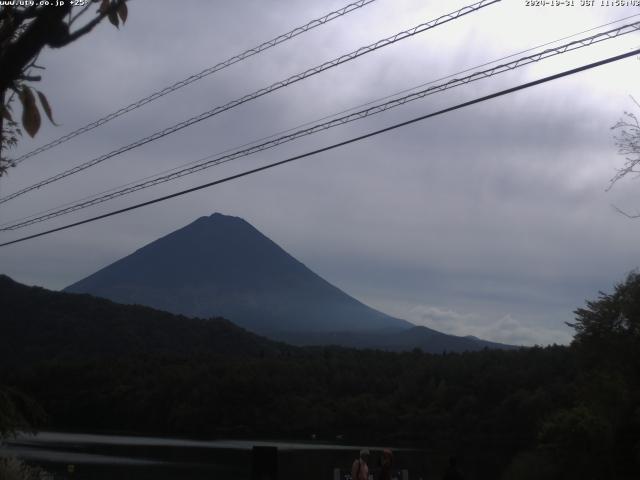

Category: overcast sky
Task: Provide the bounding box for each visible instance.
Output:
[1,0,639,345]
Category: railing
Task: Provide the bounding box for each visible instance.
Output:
[334,468,410,480]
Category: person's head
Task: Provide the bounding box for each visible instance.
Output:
[360,449,370,462]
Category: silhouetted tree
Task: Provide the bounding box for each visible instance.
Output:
[609,104,640,218]
[570,271,640,366]
[0,0,129,174]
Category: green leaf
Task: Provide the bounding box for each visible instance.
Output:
[117,2,128,24]
[108,9,119,28]
[19,87,41,138]
[35,90,58,126]
[98,0,109,13]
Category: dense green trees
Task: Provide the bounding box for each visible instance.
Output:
[1,273,639,478]
[502,271,640,479]
[561,272,640,479]
[571,271,640,366]
[3,348,577,472]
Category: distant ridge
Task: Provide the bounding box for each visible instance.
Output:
[0,274,289,364]
[274,327,517,352]
[63,213,516,352]
[65,213,412,335]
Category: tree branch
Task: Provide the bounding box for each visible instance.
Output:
[19,75,41,82]
[69,2,94,26]
[612,204,640,219]
[0,1,127,91]
[0,5,71,92]
[63,13,107,45]
[63,0,126,46]
[0,88,5,169]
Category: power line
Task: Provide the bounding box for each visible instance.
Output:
[10,0,379,166]
[5,9,637,233]
[12,6,638,229]
[3,20,639,232]
[3,16,638,230]
[0,0,500,206]
[1,47,638,248]
[21,6,640,227]
[334,12,640,118]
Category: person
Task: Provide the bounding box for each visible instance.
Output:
[442,456,464,480]
[351,449,370,480]
[378,449,393,480]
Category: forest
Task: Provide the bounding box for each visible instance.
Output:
[1,273,639,479]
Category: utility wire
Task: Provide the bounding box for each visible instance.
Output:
[331,12,640,119]
[10,0,379,166]
[21,9,636,225]
[12,9,638,228]
[4,9,637,232]
[1,47,638,248]
[2,20,639,232]
[11,5,638,228]
[0,0,500,206]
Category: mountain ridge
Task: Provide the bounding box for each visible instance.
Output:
[0,274,290,364]
[1,272,516,354]
[63,213,515,352]
[65,213,413,334]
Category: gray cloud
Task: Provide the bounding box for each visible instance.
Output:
[408,304,571,346]
[1,0,639,346]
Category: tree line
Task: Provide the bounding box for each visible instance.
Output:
[1,273,639,479]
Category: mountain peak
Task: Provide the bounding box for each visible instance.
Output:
[65,214,413,335]
[189,212,248,229]
[198,212,244,223]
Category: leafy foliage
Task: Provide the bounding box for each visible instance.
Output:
[0,457,44,480]
[0,100,19,175]
[0,0,130,174]
[17,86,39,138]
[0,385,45,439]
[571,271,640,347]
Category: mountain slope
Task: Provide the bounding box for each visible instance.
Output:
[65,213,413,335]
[0,274,289,365]
[273,326,518,352]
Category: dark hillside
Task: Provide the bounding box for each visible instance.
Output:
[0,274,289,364]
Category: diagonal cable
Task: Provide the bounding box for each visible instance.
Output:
[0,0,501,206]
[11,0,378,166]
[1,47,638,248]
[2,20,638,232]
